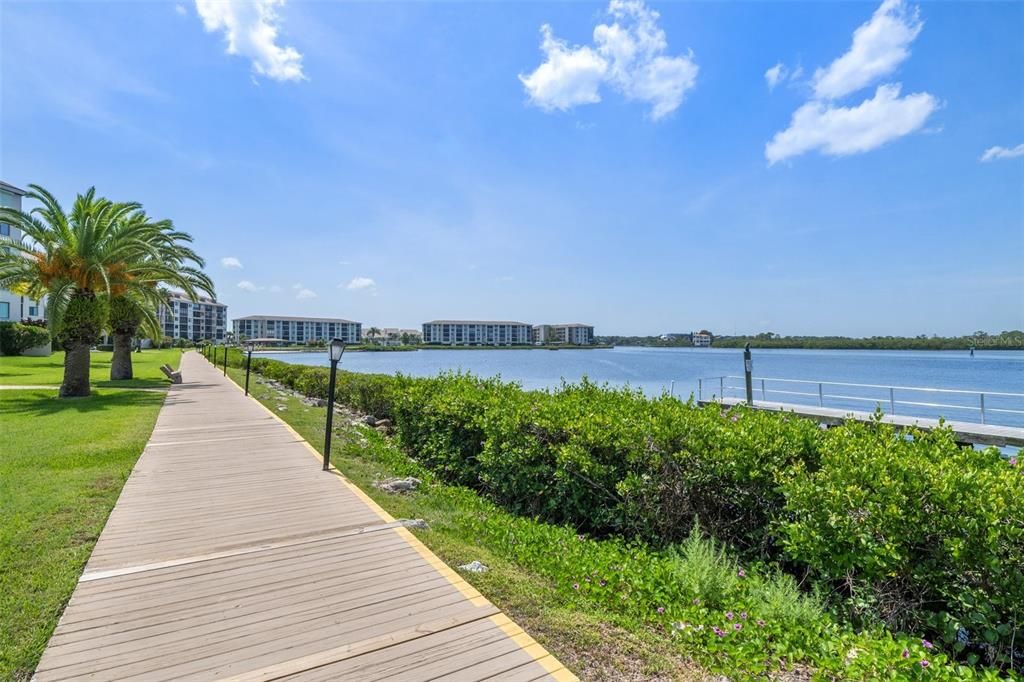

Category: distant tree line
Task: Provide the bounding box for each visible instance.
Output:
[597,335,696,347]
[598,330,1024,350]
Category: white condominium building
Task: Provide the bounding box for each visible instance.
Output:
[422,320,533,346]
[233,315,362,345]
[158,294,227,342]
[533,323,595,345]
[0,181,46,323]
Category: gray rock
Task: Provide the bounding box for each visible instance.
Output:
[398,518,429,530]
[375,418,393,428]
[458,560,489,573]
[361,415,377,426]
[374,477,421,493]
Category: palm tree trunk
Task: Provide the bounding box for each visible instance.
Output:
[110,331,135,380]
[60,343,92,397]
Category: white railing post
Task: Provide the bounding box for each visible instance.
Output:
[818,383,823,407]
[890,387,895,415]
[761,378,766,400]
[670,380,675,397]
[698,379,702,401]
[980,393,986,424]
[720,376,724,399]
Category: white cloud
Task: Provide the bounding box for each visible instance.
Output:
[268,284,283,292]
[295,287,317,299]
[980,143,1024,162]
[175,4,188,16]
[765,63,787,90]
[520,0,697,120]
[766,84,937,164]
[237,279,264,292]
[194,0,305,82]
[344,277,376,291]
[291,283,303,290]
[812,0,921,101]
[519,25,607,112]
[338,260,352,266]
[220,256,243,269]
[344,274,376,288]
[766,0,936,164]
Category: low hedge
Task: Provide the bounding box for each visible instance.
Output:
[0,321,51,355]
[219,350,1022,671]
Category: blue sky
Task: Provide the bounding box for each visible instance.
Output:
[2,0,1022,336]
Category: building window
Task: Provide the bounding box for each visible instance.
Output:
[0,301,8,319]
[28,306,37,317]
[0,223,9,236]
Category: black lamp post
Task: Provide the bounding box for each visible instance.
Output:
[244,342,255,396]
[223,343,228,376]
[743,342,753,405]
[323,338,346,471]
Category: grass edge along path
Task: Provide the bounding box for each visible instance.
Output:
[0,388,167,681]
[221,361,1010,681]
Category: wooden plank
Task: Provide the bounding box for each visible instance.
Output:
[34,351,574,682]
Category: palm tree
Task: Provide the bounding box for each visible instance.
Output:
[106,212,213,380]
[366,326,381,345]
[0,185,211,396]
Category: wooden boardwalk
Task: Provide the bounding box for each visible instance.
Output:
[707,397,1024,448]
[35,352,575,682]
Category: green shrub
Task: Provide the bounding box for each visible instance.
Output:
[393,373,499,487]
[0,321,52,355]
[778,420,1023,665]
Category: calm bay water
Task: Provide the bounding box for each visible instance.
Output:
[260,347,1024,428]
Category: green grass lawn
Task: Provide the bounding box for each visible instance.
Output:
[0,349,182,388]
[0,388,166,681]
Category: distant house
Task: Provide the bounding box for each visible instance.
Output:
[380,327,422,345]
[692,330,713,347]
[659,333,692,343]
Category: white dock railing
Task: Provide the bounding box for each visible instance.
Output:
[696,376,1024,426]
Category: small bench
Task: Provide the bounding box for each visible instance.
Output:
[160,364,183,384]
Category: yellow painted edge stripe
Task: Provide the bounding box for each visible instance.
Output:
[204,352,575,680]
[393,527,490,607]
[489,613,579,680]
